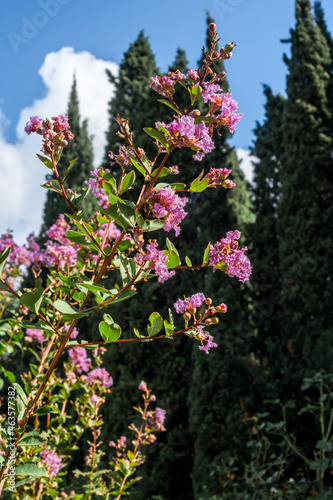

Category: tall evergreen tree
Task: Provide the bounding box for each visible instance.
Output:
[102,31,160,166]
[246,86,285,399]
[278,0,333,387]
[40,76,95,241]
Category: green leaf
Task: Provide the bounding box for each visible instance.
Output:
[194,116,219,124]
[36,154,53,170]
[4,370,15,384]
[120,170,136,194]
[168,308,174,327]
[309,458,330,471]
[102,202,135,230]
[99,321,122,343]
[202,242,211,265]
[170,182,186,190]
[20,288,44,314]
[77,281,114,297]
[133,328,141,338]
[190,177,210,192]
[62,157,78,181]
[316,440,333,452]
[147,312,163,337]
[34,405,59,416]
[18,432,45,447]
[165,250,180,269]
[157,99,182,115]
[164,320,174,338]
[0,247,10,274]
[65,230,87,245]
[14,383,28,405]
[40,179,61,194]
[143,127,170,152]
[109,289,137,305]
[185,256,192,267]
[15,462,49,477]
[190,85,202,105]
[53,300,90,319]
[141,220,165,232]
[128,153,149,177]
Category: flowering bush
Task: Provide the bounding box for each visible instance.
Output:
[0,24,251,498]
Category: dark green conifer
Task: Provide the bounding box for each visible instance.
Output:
[102,31,160,165]
[278,0,333,385]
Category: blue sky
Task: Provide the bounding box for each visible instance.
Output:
[1,0,332,242]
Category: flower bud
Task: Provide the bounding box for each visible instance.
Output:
[205,318,212,325]
[212,51,220,60]
[216,303,227,313]
[183,311,191,321]
[211,317,219,325]
[217,71,227,79]
[190,109,201,118]
[224,42,236,53]
[205,297,212,306]
[209,23,217,32]
[208,307,217,315]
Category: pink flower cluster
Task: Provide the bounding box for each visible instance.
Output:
[156,115,215,161]
[40,447,63,477]
[174,293,206,314]
[210,230,252,282]
[135,241,175,283]
[68,346,91,374]
[202,82,243,133]
[87,367,113,387]
[149,186,188,236]
[24,115,74,157]
[25,328,46,343]
[86,168,111,209]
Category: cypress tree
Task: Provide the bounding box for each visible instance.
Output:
[102,31,160,166]
[278,0,333,388]
[246,86,285,399]
[40,76,95,241]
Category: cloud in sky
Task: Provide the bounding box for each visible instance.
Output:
[236,148,256,185]
[0,47,118,244]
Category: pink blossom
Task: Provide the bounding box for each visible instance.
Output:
[24,116,43,135]
[199,333,218,354]
[140,242,175,283]
[46,214,70,244]
[150,187,188,236]
[174,293,206,314]
[86,168,111,209]
[87,367,113,387]
[138,380,147,391]
[25,328,46,343]
[68,347,91,374]
[40,448,62,477]
[210,231,252,282]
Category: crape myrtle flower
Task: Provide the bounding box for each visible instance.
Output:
[174,293,206,314]
[25,328,46,343]
[210,230,252,282]
[138,380,148,391]
[40,447,63,478]
[24,115,74,157]
[149,186,188,236]
[134,241,175,283]
[202,82,243,133]
[156,115,215,161]
[86,168,111,209]
[68,346,91,374]
[87,367,113,387]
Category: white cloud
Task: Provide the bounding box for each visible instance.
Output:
[0,48,118,245]
[236,148,258,184]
